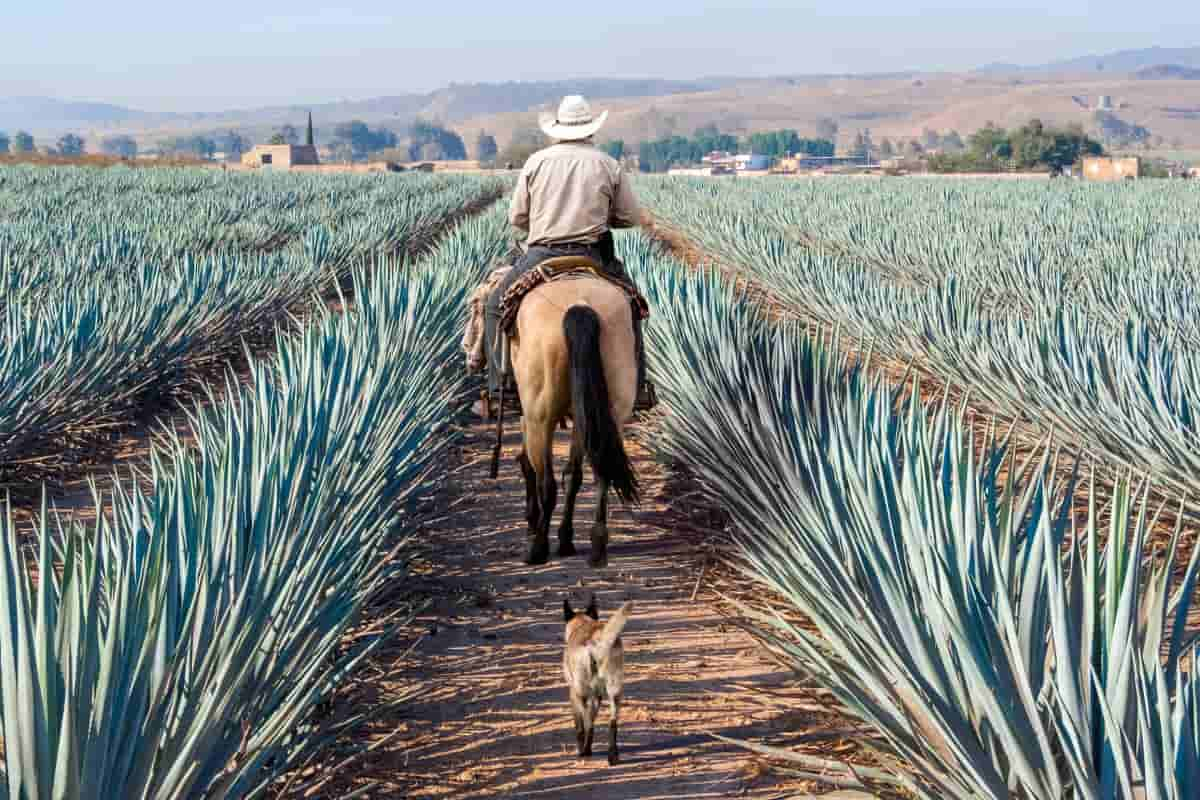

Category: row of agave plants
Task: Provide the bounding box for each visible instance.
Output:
[621,230,1200,799]
[0,169,507,485]
[0,204,513,798]
[635,176,1200,521]
[0,166,510,277]
[636,175,1200,343]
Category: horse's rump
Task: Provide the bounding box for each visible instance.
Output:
[514,277,638,422]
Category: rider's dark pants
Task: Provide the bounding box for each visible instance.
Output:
[484,242,645,397]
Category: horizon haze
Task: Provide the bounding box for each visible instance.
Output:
[4,1,1200,111]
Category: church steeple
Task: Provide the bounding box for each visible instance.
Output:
[306,111,314,147]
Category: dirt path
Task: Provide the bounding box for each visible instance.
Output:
[298,418,831,799]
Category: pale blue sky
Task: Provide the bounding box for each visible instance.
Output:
[3,1,1197,111]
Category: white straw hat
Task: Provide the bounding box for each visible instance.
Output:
[538,95,609,141]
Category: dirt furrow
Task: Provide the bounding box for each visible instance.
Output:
[278,420,831,799]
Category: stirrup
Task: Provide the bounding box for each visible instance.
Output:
[483,385,522,416]
[635,381,658,411]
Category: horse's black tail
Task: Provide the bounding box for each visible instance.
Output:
[563,305,639,504]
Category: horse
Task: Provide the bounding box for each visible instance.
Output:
[509,276,640,567]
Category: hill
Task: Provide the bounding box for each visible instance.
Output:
[0,97,155,131]
[0,78,725,141]
[979,46,1200,75]
[454,72,1200,152]
[1136,64,1200,80]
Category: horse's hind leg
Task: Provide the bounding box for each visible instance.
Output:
[557,430,583,557]
[589,477,610,569]
[518,447,537,528]
[524,419,556,565]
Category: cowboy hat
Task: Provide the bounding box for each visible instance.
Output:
[538,95,609,141]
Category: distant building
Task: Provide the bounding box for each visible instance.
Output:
[1082,156,1139,181]
[772,154,877,172]
[701,151,736,170]
[735,154,772,171]
[241,144,320,169]
[667,165,735,176]
[242,112,320,169]
[698,151,773,172]
[1096,95,1113,110]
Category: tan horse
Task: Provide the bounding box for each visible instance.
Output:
[510,277,640,567]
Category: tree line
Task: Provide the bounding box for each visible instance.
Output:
[0,129,246,160]
[874,129,966,160]
[0,116,1114,175]
[636,125,835,173]
[0,118,479,163]
[0,131,35,154]
[926,119,1104,174]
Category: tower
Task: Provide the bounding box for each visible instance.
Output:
[306,111,314,147]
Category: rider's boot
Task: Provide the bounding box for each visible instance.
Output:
[476,290,504,418]
[632,311,657,411]
[471,396,493,418]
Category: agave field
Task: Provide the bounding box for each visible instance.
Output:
[0,164,513,798]
[638,176,1200,515]
[625,175,1200,798]
[0,165,506,487]
[3,162,1200,799]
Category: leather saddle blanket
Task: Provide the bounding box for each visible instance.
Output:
[462,264,511,374]
[498,255,650,336]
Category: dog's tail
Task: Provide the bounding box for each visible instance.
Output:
[592,601,633,654]
[563,304,639,504]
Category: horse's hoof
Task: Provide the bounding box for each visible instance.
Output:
[608,750,619,766]
[525,539,550,565]
[558,535,577,557]
[588,553,608,569]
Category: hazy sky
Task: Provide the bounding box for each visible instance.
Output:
[3,1,1197,111]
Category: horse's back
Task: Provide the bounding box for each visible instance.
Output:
[524,277,630,322]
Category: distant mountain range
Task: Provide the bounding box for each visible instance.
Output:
[1135,64,1200,80]
[977,45,1200,74]
[0,79,728,137]
[0,96,153,130]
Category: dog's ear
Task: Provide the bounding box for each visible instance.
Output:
[585,594,599,620]
[563,598,575,622]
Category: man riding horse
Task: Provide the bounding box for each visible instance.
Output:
[467,95,650,568]
[476,94,651,417]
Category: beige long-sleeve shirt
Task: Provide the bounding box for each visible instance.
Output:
[509,141,640,246]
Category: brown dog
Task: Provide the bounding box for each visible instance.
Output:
[562,595,632,765]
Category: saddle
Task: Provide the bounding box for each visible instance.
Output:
[498,255,650,337]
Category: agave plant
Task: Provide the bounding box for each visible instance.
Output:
[0,203,512,799]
